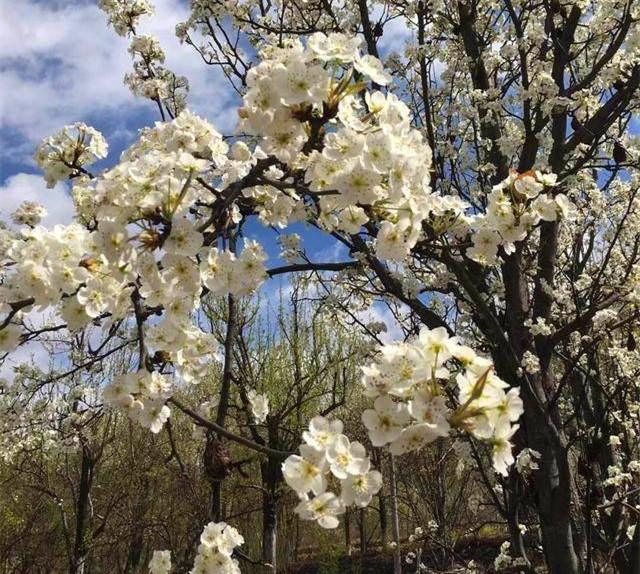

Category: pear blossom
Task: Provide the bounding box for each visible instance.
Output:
[358,327,522,475]
[491,423,520,477]
[271,60,329,106]
[361,395,410,447]
[200,241,267,297]
[148,550,171,574]
[389,423,447,456]
[190,521,243,574]
[307,32,361,62]
[302,416,343,451]
[282,445,328,495]
[34,123,108,188]
[354,55,392,85]
[200,521,244,555]
[164,218,202,256]
[0,324,22,353]
[340,469,383,508]
[103,371,172,433]
[11,202,48,227]
[138,397,171,433]
[99,0,154,36]
[294,492,345,529]
[325,435,369,479]
[247,390,269,423]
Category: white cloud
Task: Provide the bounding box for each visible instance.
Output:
[378,16,413,55]
[0,1,132,143]
[314,238,349,263]
[0,173,73,225]
[0,0,238,166]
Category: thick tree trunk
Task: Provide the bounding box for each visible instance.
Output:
[522,377,582,574]
[498,243,582,574]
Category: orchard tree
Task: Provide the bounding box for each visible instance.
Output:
[1,0,640,573]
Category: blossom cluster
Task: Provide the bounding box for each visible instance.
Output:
[125,35,168,101]
[283,416,383,528]
[100,0,188,113]
[360,327,523,476]
[98,0,154,36]
[235,33,456,261]
[466,170,575,265]
[147,521,244,574]
[0,372,104,464]
[1,110,270,434]
[11,201,48,227]
[148,550,171,574]
[1,223,92,313]
[191,521,244,574]
[201,241,267,297]
[34,123,108,188]
[103,370,172,433]
[233,33,577,266]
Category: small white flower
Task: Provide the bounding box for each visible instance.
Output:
[295,492,345,529]
[326,435,369,479]
[354,55,392,85]
[148,550,171,574]
[282,445,328,495]
[247,390,269,423]
[302,416,343,451]
[340,469,383,507]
